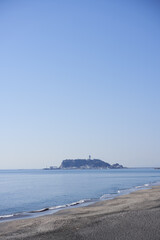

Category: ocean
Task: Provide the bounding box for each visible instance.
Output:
[0,168,160,221]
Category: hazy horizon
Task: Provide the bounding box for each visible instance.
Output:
[0,0,160,169]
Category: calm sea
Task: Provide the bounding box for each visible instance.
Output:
[0,168,160,221]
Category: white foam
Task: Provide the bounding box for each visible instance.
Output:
[49,199,90,210]
[49,205,67,210]
[144,184,149,187]
[0,214,14,219]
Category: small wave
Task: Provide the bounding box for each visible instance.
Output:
[49,205,67,210]
[31,199,91,213]
[0,214,15,219]
[0,198,92,221]
[101,183,152,201]
[117,189,135,194]
[29,208,49,213]
[100,189,135,200]
[0,212,31,221]
[135,184,151,190]
[55,199,90,208]
[117,184,151,196]
[100,194,114,200]
[67,199,85,206]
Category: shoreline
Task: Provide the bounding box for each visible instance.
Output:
[0,186,160,239]
[0,181,158,223]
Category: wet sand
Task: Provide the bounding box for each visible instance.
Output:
[0,186,160,240]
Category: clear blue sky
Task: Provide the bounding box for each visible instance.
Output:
[0,0,160,168]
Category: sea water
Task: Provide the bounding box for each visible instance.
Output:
[0,168,160,221]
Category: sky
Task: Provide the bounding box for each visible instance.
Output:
[0,0,160,169]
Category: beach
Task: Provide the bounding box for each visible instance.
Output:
[0,186,160,240]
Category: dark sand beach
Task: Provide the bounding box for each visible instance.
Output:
[0,186,160,240]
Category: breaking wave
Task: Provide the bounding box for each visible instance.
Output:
[0,199,91,222]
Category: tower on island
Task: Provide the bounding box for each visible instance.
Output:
[89,155,91,160]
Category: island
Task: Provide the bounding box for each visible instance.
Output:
[44,157,124,170]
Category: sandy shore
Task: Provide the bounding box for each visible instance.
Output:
[0,186,160,240]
